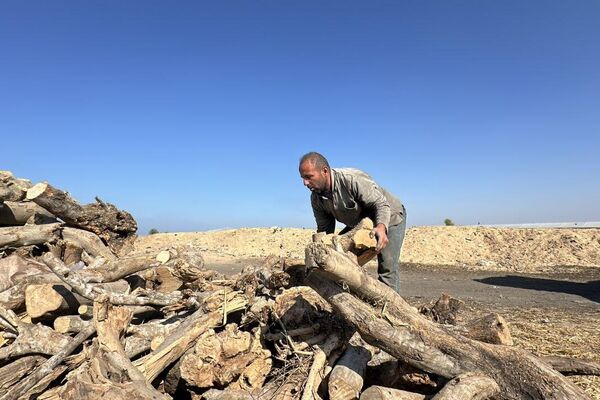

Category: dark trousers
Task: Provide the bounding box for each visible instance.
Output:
[377,219,406,294]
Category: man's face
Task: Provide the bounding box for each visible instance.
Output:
[299,161,330,194]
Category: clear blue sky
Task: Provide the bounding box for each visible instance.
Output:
[2,1,599,233]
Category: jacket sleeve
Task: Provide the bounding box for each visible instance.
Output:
[350,174,391,230]
[311,194,336,234]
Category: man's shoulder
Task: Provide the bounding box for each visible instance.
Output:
[333,168,372,181]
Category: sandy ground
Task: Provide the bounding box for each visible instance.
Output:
[135,226,600,398]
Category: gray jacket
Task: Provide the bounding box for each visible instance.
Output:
[311,168,405,233]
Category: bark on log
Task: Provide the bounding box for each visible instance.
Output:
[305,243,591,400]
[62,227,116,261]
[360,386,426,400]
[0,201,56,226]
[0,171,31,202]
[0,355,45,392]
[541,356,600,376]
[54,315,92,334]
[25,280,130,319]
[431,372,500,400]
[328,344,371,400]
[42,253,183,307]
[462,313,513,346]
[0,322,96,400]
[27,182,137,255]
[301,333,343,400]
[0,223,61,249]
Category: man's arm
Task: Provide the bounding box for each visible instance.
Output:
[350,175,391,251]
[311,195,336,234]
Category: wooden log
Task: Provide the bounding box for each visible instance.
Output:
[0,201,56,226]
[25,280,130,319]
[27,182,137,255]
[42,253,183,307]
[0,322,96,400]
[431,372,500,400]
[462,313,513,346]
[63,241,83,265]
[54,315,92,334]
[0,171,31,202]
[360,386,426,400]
[329,344,371,400]
[62,227,116,261]
[134,291,247,382]
[0,355,45,392]
[301,333,343,400]
[0,223,61,249]
[419,293,464,325]
[541,356,600,376]
[305,243,591,400]
[0,306,70,360]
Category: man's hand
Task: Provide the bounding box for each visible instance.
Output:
[370,223,389,252]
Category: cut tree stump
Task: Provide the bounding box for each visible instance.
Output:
[27,182,137,255]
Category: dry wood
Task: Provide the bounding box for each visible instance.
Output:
[0,306,70,360]
[431,372,500,400]
[63,241,83,265]
[0,201,56,226]
[27,182,137,255]
[328,344,371,400]
[25,280,129,319]
[541,356,600,376]
[0,172,31,202]
[54,315,92,334]
[301,332,343,400]
[0,223,61,249]
[305,242,591,400]
[42,253,183,307]
[134,291,247,382]
[360,386,426,400]
[0,322,96,400]
[462,313,513,346]
[62,227,116,261]
[420,293,464,325]
[0,355,45,392]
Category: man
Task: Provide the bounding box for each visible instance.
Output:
[299,152,406,293]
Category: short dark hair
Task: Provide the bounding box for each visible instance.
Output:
[300,152,330,170]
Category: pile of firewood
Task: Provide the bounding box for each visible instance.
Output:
[1,171,598,400]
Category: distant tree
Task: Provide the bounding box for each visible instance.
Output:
[444,218,455,226]
[148,228,160,235]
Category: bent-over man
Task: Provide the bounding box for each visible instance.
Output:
[299,152,406,293]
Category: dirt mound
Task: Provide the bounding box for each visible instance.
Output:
[135,226,600,274]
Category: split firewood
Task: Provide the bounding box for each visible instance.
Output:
[0,172,31,202]
[0,355,46,393]
[0,223,61,249]
[304,242,591,400]
[328,344,372,400]
[0,201,56,226]
[430,372,500,400]
[360,386,426,400]
[26,182,137,255]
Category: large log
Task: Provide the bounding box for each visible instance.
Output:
[328,344,371,400]
[305,243,591,400]
[0,201,56,226]
[27,182,137,255]
[0,171,31,202]
[0,223,61,249]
